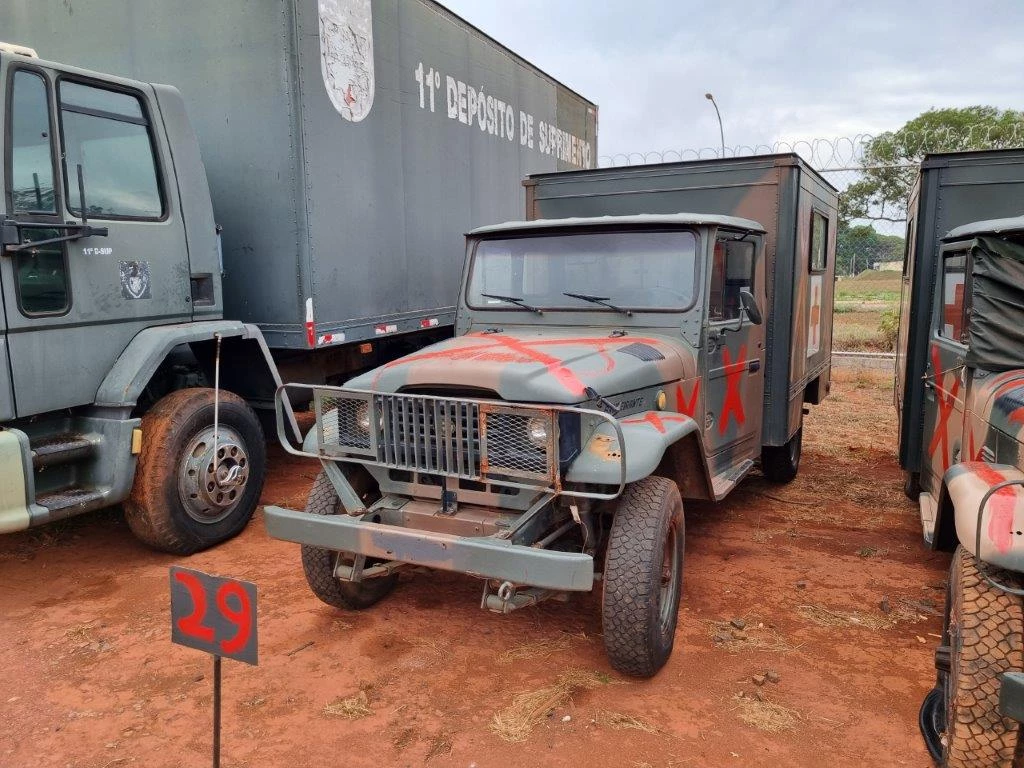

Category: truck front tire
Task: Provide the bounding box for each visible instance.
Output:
[301,470,398,610]
[939,546,1023,767]
[760,426,802,483]
[602,476,684,678]
[125,388,266,554]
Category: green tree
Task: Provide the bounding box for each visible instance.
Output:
[842,106,1024,223]
[836,222,905,276]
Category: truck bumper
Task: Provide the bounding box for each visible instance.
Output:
[1000,672,1024,723]
[263,506,595,592]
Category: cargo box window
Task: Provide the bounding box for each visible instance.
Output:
[810,211,827,272]
[8,70,57,214]
[58,81,163,219]
[709,238,754,322]
[939,251,969,343]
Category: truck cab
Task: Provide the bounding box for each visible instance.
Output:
[0,44,283,551]
[266,212,774,677]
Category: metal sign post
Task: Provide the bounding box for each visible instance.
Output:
[170,566,258,768]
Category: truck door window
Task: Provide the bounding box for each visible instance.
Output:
[6,70,70,316]
[709,237,754,322]
[939,251,969,343]
[8,70,57,214]
[58,81,163,219]
[810,211,827,272]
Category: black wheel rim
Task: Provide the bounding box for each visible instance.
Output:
[658,522,682,632]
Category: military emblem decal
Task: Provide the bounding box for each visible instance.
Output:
[119,260,152,300]
[319,0,375,122]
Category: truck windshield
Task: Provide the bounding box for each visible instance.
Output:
[466,230,698,312]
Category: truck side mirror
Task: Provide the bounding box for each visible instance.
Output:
[739,289,763,325]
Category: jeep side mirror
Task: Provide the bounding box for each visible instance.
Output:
[739,289,762,325]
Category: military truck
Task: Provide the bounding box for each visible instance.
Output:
[264,155,839,677]
[0,0,596,553]
[893,151,1024,767]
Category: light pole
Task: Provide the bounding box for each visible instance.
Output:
[705,92,725,156]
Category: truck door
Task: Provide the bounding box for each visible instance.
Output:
[704,233,766,475]
[922,244,970,493]
[1,63,191,417]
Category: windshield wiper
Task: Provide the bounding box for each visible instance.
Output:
[562,292,632,316]
[480,293,543,314]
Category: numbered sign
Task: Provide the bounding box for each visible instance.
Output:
[170,566,258,665]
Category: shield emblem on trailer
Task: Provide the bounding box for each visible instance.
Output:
[318,0,375,122]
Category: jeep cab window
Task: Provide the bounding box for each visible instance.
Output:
[466,229,698,312]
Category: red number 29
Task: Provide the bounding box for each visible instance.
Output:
[174,571,252,654]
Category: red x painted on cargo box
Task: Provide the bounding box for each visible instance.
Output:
[927,347,961,473]
[719,345,747,435]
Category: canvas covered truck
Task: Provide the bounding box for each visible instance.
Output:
[893,151,1024,767]
[264,154,839,677]
[0,0,596,552]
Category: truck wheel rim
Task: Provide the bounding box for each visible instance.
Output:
[177,425,250,524]
[658,523,681,632]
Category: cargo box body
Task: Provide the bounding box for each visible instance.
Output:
[523,154,838,447]
[896,149,1024,472]
[2,0,597,349]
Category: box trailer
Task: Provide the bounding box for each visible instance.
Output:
[522,153,838,450]
[0,0,596,551]
[2,0,598,354]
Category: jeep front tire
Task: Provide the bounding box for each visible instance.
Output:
[602,476,685,677]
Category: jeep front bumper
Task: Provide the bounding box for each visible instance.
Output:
[263,505,595,591]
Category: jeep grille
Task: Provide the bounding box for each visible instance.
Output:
[315,392,557,486]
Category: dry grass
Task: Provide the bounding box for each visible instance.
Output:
[705,617,799,654]
[833,311,892,352]
[490,669,610,742]
[425,731,453,761]
[498,636,571,664]
[323,690,371,719]
[732,694,802,732]
[598,710,662,734]
[797,603,895,631]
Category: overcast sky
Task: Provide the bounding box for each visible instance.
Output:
[441,0,1024,164]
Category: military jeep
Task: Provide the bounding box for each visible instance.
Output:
[266,208,828,677]
[901,216,1024,765]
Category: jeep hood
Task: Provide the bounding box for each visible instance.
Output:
[347,328,697,404]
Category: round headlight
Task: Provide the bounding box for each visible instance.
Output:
[355,401,372,433]
[526,417,549,448]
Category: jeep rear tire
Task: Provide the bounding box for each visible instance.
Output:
[602,476,684,678]
[301,470,398,610]
[125,388,266,554]
[941,546,1023,767]
[761,426,802,484]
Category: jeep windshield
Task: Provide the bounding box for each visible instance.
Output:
[466,230,698,312]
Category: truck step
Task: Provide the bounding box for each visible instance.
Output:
[31,433,98,469]
[711,459,754,501]
[36,486,108,515]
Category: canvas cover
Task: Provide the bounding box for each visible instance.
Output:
[967,234,1024,371]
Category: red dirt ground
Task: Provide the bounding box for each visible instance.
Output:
[0,370,947,768]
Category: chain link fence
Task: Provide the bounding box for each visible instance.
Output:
[598,125,1024,277]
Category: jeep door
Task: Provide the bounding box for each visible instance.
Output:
[921,242,970,493]
[1,61,191,417]
[703,231,766,475]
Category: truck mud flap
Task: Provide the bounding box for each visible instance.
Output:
[264,505,594,591]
